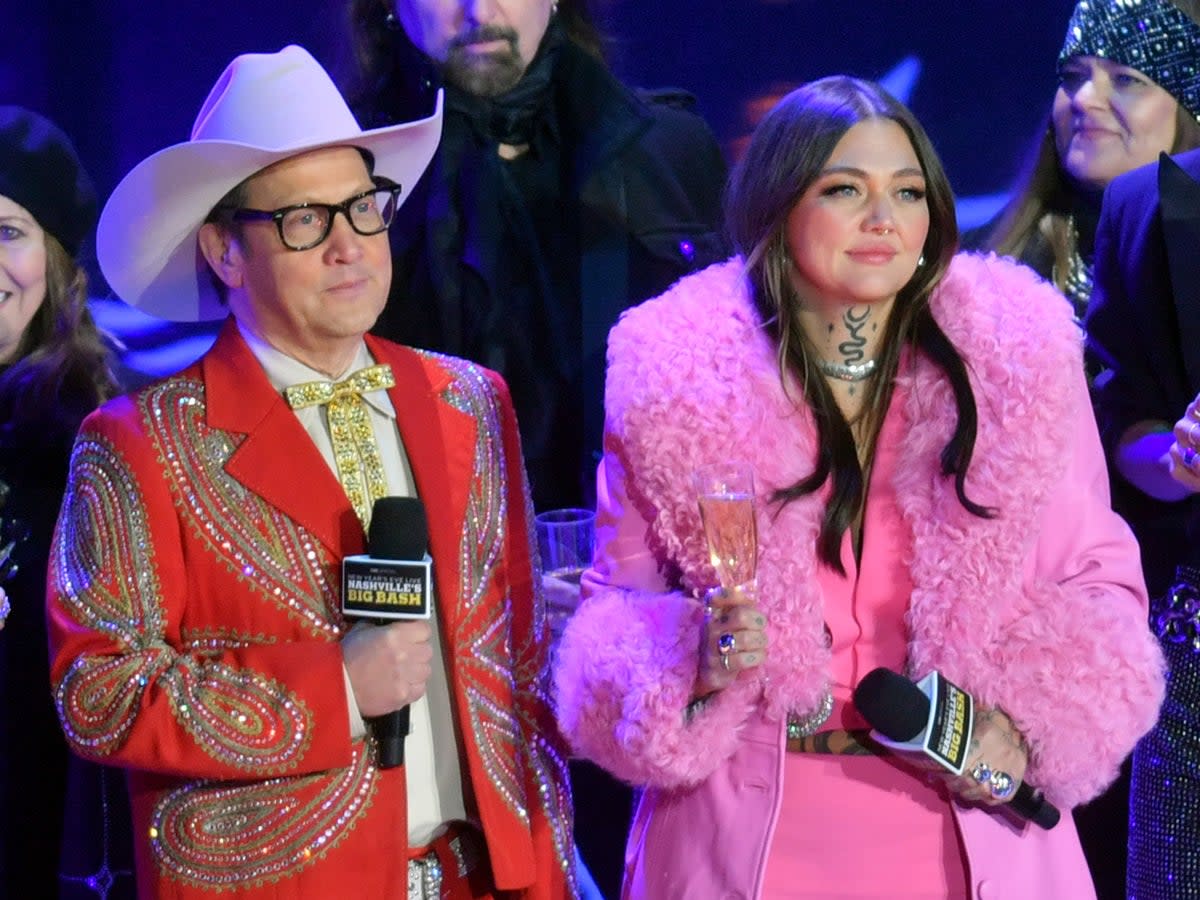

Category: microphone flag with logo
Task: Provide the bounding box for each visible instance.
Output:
[342,496,432,768]
[853,667,1061,829]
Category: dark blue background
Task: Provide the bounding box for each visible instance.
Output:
[2,0,1076,370]
[5,1,1074,207]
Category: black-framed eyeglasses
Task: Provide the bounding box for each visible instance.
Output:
[221,185,403,252]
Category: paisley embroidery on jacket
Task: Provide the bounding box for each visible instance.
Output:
[159,659,313,770]
[52,416,314,772]
[526,726,575,881]
[513,481,575,879]
[439,360,506,607]
[140,379,342,638]
[436,356,574,879]
[55,650,171,756]
[181,625,279,653]
[53,433,164,646]
[53,433,169,754]
[436,359,528,817]
[150,743,378,888]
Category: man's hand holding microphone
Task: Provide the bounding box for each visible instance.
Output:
[340,496,435,768]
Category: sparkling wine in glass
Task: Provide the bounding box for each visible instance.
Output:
[693,462,757,590]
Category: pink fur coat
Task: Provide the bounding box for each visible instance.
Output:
[554,252,1164,810]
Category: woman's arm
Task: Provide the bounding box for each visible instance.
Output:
[1114,420,1192,501]
[555,445,759,790]
[981,376,1165,808]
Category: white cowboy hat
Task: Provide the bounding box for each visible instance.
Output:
[97,44,443,322]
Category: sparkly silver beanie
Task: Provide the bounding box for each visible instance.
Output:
[1058,0,1200,120]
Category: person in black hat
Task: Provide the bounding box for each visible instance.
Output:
[0,105,132,898]
[967,0,1200,326]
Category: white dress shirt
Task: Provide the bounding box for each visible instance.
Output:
[238,322,466,845]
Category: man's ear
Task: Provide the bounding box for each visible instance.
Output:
[197,223,244,289]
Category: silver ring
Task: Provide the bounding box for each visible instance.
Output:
[970,762,992,785]
[1185,446,1198,468]
[989,770,1016,800]
[717,632,736,656]
[720,653,732,672]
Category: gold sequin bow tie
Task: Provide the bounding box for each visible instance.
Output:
[284,364,395,529]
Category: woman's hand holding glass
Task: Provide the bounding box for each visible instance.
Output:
[696,585,769,696]
[692,463,769,697]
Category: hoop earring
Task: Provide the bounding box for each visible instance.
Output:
[384,10,400,30]
[551,0,560,14]
[917,254,926,267]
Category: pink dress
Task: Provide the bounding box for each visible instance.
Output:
[759,383,969,898]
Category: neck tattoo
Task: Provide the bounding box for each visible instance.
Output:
[816,358,877,382]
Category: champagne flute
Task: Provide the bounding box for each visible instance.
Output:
[693,462,758,590]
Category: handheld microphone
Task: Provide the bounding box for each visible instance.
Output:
[853,667,1061,830]
[342,496,432,769]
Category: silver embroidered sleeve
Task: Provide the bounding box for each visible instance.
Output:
[50,435,314,771]
[148,744,378,888]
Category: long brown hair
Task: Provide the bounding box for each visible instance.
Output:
[724,75,989,572]
[0,232,119,443]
